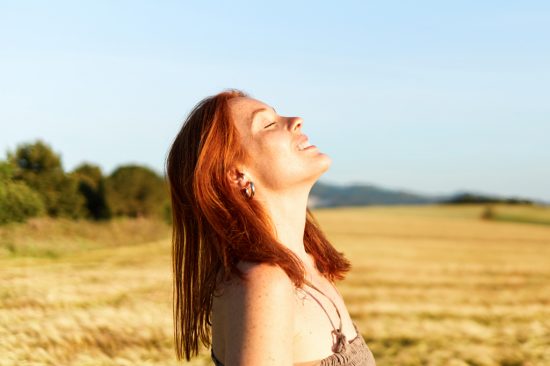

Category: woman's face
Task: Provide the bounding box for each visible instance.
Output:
[227,97,332,192]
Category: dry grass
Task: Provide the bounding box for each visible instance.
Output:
[0,216,171,259]
[317,204,550,366]
[1,204,549,365]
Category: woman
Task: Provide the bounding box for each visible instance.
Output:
[165,89,376,365]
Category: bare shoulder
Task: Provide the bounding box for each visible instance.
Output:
[225,261,296,311]
[223,261,295,365]
[238,260,295,286]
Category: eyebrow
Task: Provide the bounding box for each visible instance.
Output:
[249,107,277,125]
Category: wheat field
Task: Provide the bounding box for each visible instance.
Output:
[1,204,549,365]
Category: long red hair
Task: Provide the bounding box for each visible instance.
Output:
[165,88,351,361]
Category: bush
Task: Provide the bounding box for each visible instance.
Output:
[71,163,112,220]
[0,161,46,224]
[481,205,495,220]
[106,165,169,219]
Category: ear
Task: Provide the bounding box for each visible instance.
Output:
[227,166,249,190]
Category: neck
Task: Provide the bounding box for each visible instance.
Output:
[255,184,314,268]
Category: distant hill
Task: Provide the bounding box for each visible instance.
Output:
[308,181,439,207]
[308,181,547,208]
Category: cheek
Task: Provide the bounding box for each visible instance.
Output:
[256,133,291,156]
[253,137,296,173]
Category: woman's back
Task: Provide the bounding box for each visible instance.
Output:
[211,261,296,364]
[211,260,376,365]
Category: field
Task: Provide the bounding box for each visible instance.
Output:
[1,204,550,365]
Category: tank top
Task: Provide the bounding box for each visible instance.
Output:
[211,278,377,366]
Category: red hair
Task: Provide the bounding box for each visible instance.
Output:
[165,88,351,361]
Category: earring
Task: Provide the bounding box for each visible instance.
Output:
[243,181,255,199]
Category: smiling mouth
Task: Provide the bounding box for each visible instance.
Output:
[297,140,313,151]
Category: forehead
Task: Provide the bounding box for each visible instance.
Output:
[227,97,270,117]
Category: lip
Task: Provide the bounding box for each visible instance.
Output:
[295,134,309,150]
[301,145,317,151]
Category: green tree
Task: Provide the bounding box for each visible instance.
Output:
[71,162,111,220]
[105,165,168,219]
[7,139,86,218]
[0,160,46,224]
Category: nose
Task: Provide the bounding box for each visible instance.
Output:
[290,116,303,131]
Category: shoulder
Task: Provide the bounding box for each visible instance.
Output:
[238,260,295,288]
[225,261,296,310]
[223,261,295,365]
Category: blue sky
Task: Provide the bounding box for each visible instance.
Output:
[1,1,549,201]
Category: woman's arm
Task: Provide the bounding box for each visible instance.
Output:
[224,262,295,366]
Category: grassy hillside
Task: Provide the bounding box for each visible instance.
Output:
[1,204,549,365]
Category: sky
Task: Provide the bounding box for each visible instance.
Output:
[1,1,549,202]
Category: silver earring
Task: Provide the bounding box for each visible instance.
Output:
[243,181,255,199]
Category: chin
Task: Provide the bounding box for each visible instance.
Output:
[317,153,332,172]
[310,154,332,182]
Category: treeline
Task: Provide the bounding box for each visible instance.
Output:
[441,193,534,205]
[0,139,171,225]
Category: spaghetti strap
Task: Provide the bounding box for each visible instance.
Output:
[301,278,349,353]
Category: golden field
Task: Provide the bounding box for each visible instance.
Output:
[1,204,550,366]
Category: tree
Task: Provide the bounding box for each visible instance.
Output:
[0,160,45,224]
[105,164,168,219]
[7,139,86,218]
[71,162,111,220]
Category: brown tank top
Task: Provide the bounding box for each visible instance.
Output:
[211,279,377,366]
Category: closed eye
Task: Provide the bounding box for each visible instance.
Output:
[264,122,276,128]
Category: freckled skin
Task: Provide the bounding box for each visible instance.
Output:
[226,97,332,193]
[220,262,295,365]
